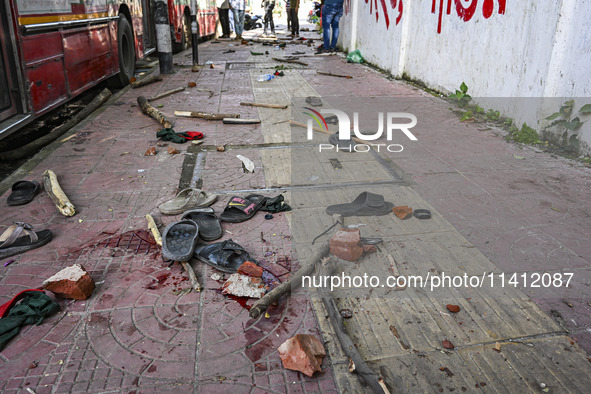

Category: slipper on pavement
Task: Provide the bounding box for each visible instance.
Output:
[7,181,40,206]
[159,188,217,215]
[325,192,394,217]
[182,208,223,241]
[0,222,52,260]
[219,195,268,223]
[161,219,200,262]
[193,239,258,273]
[305,96,322,107]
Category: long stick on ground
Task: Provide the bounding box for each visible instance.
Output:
[174,111,239,120]
[240,102,288,109]
[148,87,185,102]
[0,88,112,161]
[181,261,202,292]
[317,71,353,79]
[131,74,162,88]
[272,57,308,66]
[42,170,75,217]
[137,96,174,128]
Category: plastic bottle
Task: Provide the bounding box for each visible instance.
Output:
[257,74,275,82]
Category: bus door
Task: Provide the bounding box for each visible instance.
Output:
[0,4,19,123]
[142,0,156,54]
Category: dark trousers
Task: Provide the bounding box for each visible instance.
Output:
[218,8,230,36]
[289,8,299,35]
[264,6,275,33]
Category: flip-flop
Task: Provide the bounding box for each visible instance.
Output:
[328,133,356,152]
[325,192,394,217]
[7,181,40,206]
[193,239,258,273]
[159,188,218,215]
[161,219,200,262]
[0,222,52,260]
[219,195,268,223]
[182,208,223,241]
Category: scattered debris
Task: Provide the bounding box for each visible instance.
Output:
[442,340,455,350]
[278,334,326,377]
[43,170,76,217]
[330,228,364,262]
[439,366,454,377]
[222,273,266,298]
[216,145,226,152]
[237,154,255,172]
[130,74,162,89]
[3,259,16,267]
[392,206,413,220]
[272,57,308,66]
[493,342,502,352]
[181,261,202,292]
[174,110,239,120]
[340,309,353,318]
[240,102,288,109]
[446,304,461,313]
[145,214,163,246]
[317,71,353,79]
[222,118,261,124]
[348,358,356,373]
[237,261,264,277]
[144,147,157,156]
[167,146,180,155]
[148,87,185,102]
[42,264,95,300]
[137,96,174,129]
[188,82,197,87]
[211,273,222,281]
[513,154,526,160]
[209,63,215,68]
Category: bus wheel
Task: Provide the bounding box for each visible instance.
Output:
[173,13,192,53]
[113,16,135,87]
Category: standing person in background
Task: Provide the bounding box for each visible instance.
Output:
[285,0,291,31]
[289,0,299,37]
[262,0,276,36]
[229,0,246,40]
[218,0,231,38]
[319,0,343,52]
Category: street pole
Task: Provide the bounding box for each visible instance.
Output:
[191,0,199,66]
[154,0,174,74]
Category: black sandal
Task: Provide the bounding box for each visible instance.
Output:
[193,239,257,273]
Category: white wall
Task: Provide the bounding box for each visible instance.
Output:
[337,0,591,155]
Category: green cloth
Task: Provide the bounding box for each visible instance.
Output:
[261,194,292,213]
[156,128,187,143]
[0,291,60,351]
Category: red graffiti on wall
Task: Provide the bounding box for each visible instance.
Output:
[433,0,506,33]
[345,0,403,29]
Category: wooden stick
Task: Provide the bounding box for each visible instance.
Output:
[317,71,353,79]
[131,74,162,88]
[0,88,111,161]
[137,96,173,128]
[148,87,185,102]
[249,244,330,319]
[272,57,308,66]
[42,170,75,217]
[145,214,162,246]
[240,102,288,109]
[175,110,239,120]
[181,261,202,292]
[222,118,261,124]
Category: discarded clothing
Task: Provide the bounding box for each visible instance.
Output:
[0,290,60,351]
[261,194,292,213]
[157,128,204,143]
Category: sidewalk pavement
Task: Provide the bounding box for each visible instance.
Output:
[1,22,591,393]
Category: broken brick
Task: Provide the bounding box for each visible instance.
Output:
[42,264,95,300]
[167,146,180,155]
[330,228,363,262]
[222,273,266,298]
[237,261,264,277]
[446,304,460,313]
[278,334,326,377]
[442,340,455,350]
[144,147,156,156]
[392,206,413,220]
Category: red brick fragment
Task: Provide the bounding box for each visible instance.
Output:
[144,147,156,156]
[237,261,264,277]
[446,304,460,313]
[42,264,95,300]
[442,340,455,350]
[167,146,180,155]
[392,206,413,220]
[330,228,363,262]
[278,334,326,377]
[362,244,377,255]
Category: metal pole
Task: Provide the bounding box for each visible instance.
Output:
[191,0,199,66]
[154,0,174,74]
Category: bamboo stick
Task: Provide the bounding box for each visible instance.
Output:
[137,96,174,128]
[175,111,239,120]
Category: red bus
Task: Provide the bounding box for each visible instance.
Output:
[0,0,218,141]
[169,0,218,53]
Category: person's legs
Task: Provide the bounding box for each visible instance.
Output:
[219,8,230,37]
[321,5,334,50]
[234,9,245,37]
[291,8,299,35]
[269,7,275,33]
[329,6,343,49]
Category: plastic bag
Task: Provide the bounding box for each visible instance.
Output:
[346,49,364,64]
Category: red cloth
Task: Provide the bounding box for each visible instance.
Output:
[0,289,44,317]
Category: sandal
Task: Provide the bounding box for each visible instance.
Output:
[158,188,218,215]
[219,195,268,223]
[7,181,40,206]
[182,208,223,241]
[161,219,200,262]
[305,96,322,107]
[193,239,257,273]
[325,192,394,217]
[0,222,52,260]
